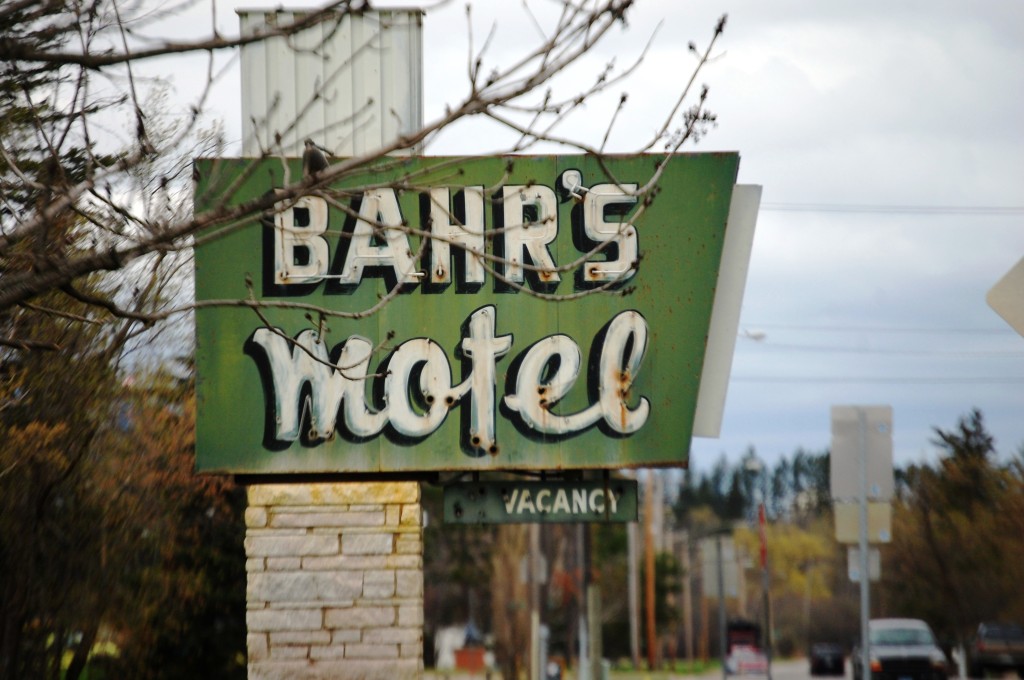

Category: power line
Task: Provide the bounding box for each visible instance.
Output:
[760,202,1024,216]
[740,342,1024,358]
[743,323,1014,335]
[733,375,1024,384]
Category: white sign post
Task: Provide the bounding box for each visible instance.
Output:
[831,405,893,680]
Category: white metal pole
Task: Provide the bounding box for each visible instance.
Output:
[760,504,772,680]
[858,408,872,680]
[530,523,541,680]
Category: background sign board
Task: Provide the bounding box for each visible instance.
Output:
[444,480,638,524]
[830,405,894,501]
[834,501,892,544]
[847,546,881,583]
[699,536,739,598]
[194,154,740,474]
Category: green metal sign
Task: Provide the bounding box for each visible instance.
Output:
[194,154,740,474]
[444,480,639,524]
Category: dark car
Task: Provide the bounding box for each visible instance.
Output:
[852,618,948,680]
[966,622,1024,678]
[810,642,845,676]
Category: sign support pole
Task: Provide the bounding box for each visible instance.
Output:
[235,12,427,680]
[858,408,872,680]
[578,522,591,680]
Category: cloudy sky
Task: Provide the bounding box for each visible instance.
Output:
[598,1,1024,470]
[167,0,1024,470]
[650,1,1024,469]
[423,0,1024,470]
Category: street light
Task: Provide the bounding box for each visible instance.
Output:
[743,456,772,680]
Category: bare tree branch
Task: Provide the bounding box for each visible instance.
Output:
[1,0,727,361]
[0,0,372,69]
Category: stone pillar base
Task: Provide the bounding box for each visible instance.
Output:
[244,482,424,680]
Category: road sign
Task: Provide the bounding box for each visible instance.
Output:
[830,406,893,501]
[847,546,880,583]
[700,536,739,598]
[988,256,1024,337]
[834,501,892,544]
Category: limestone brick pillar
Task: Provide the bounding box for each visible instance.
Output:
[244,482,424,680]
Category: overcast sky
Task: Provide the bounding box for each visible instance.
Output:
[167,0,1024,470]
[653,1,1024,470]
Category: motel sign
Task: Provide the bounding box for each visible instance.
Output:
[194,153,741,474]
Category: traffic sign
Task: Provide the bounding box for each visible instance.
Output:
[847,547,880,583]
[830,406,893,502]
[987,256,1024,337]
[834,501,892,544]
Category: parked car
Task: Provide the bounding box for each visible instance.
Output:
[966,622,1024,678]
[727,644,769,675]
[852,618,948,680]
[810,642,845,676]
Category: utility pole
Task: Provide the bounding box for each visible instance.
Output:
[577,523,590,680]
[628,521,640,667]
[681,531,694,666]
[530,523,541,680]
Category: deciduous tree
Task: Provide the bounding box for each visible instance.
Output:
[883,410,1024,642]
[2,1,729,674]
